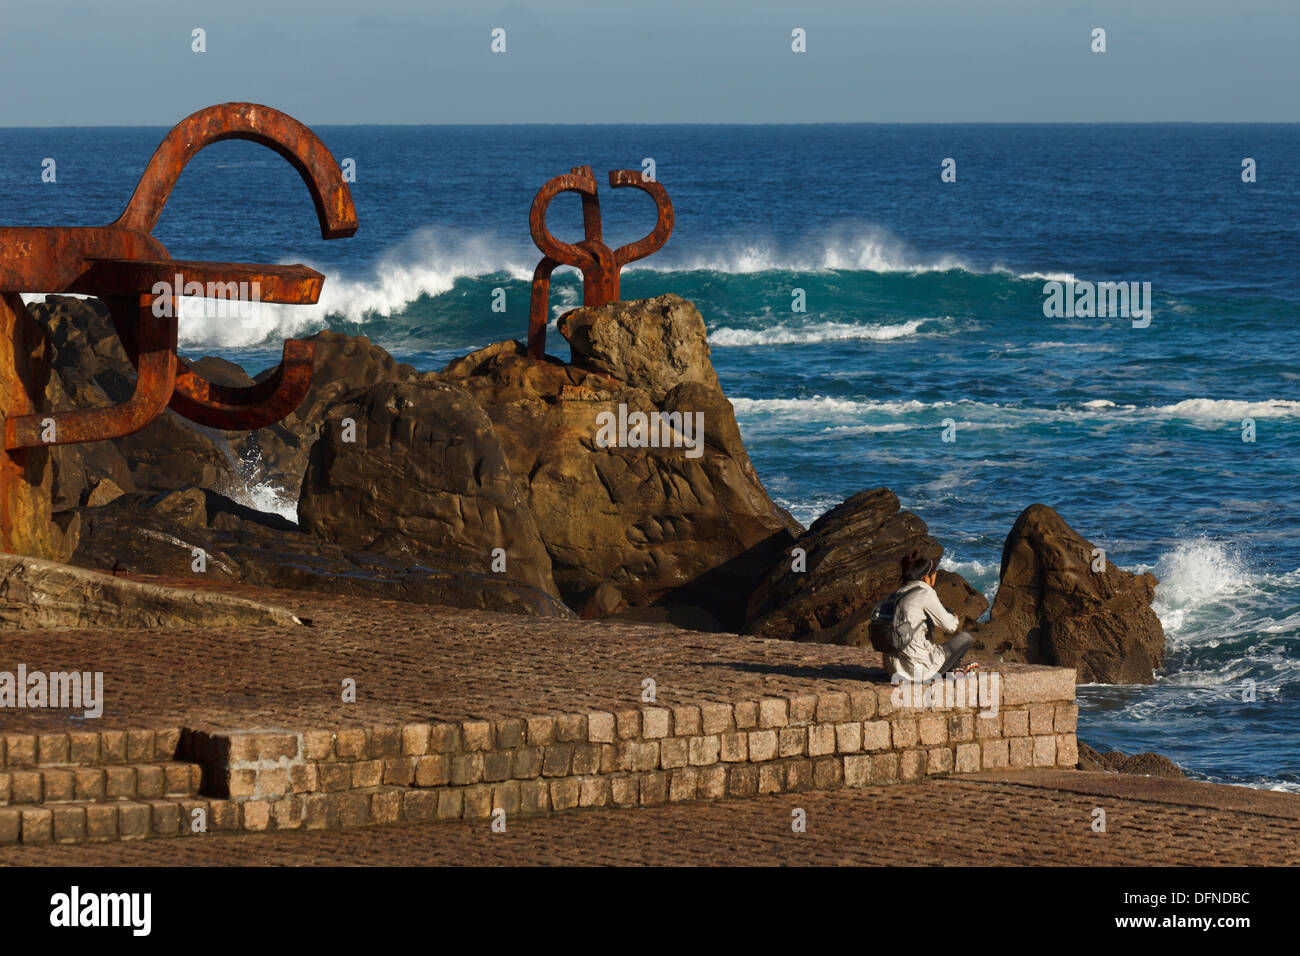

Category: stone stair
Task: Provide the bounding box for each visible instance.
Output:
[1,666,1081,847]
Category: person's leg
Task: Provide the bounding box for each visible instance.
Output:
[937,631,973,675]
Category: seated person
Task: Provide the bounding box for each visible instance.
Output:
[884,551,975,682]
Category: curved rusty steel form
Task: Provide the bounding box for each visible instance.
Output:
[526,165,673,359]
[0,102,356,452]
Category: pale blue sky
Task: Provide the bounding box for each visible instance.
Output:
[0,0,1295,125]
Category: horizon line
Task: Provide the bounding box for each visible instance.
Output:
[3,119,1299,130]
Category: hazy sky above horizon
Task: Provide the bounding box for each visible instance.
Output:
[0,0,1295,126]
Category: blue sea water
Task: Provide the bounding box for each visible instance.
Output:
[2,123,1297,791]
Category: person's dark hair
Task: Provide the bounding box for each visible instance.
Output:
[901,549,935,583]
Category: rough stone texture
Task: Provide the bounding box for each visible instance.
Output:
[69,488,572,618]
[1077,741,1185,778]
[9,770,1299,866]
[972,505,1166,684]
[297,378,558,598]
[558,294,721,403]
[440,298,801,628]
[30,296,242,510]
[230,330,415,503]
[0,554,300,629]
[745,488,988,642]
[28,302,415,522]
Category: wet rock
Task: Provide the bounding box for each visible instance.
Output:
[230,330,415,502]
[1078,741,1185,777]
[30,296,240,504]
[972,504,1165,684]
[744,488,988,642]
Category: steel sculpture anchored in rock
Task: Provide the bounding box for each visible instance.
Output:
[0,102,357,556]
[527,165,673,359]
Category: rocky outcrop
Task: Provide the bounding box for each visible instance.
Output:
[230,330,415,502]
[27,295,249,520]
[1078,741,1185,778]
[69,487,573,618]
[30,300,417,519]
[440,295,801,629]
[297,378,559,598]
[31,296,240,509]
[558,294,720,401]
[0,553,300,629]
[972,505,1165,684]
[744,488,989,643]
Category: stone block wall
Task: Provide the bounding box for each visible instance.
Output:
[0,665,1078,843]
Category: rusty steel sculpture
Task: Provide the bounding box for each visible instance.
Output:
[0,102,356,556]
[526,165,673,359]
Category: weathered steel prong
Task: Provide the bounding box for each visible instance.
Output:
[527,257,560,360]
[607,170,674,268]
[168,338,316,430]
[3,294,177,450]
[114,102,358,241]
[529,168,601,270]
[74,259,324,305]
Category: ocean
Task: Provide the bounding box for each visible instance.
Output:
[2,122,1296,791]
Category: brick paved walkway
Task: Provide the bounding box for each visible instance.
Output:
[0,580,1061,734]
[5,770,1297,866]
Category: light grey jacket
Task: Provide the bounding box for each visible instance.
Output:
[886,580,960,681]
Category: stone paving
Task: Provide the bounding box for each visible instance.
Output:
[4,576,1294,863]
[0,577,1065,734]
[4,770,1297,866]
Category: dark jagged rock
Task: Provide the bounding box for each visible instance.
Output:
[744,487,988,643]
[69,487,573,618]
[297,378,559,598]
[440,295,801,629]
[971,504,1165,684]
[230,330,416,502]
[30,296,242,507]
[1078,741,1185,777]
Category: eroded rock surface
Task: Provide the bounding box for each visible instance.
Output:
[0,553,300,629]
[745,488,988,643]
[440,295,800,628]
[298,378,558,598]
[972,504,1165,684]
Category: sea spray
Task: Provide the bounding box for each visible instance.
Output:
[1151,540,1254,636]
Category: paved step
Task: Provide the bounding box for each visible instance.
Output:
[2,796,231,844]
[0,762,203,805]
[0,786,415,845]
[1,675,1081,845]
[0,729,183,768]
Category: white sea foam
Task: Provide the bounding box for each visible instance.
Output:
[1150,540,1255,636]
[1150,398,1300,420]
[163,228,537,347]
[709,318,936,347]
[21,220,1073,347]
[232,480,299,523]
[729,396,938,417]
[997,267,1078,283]
[727,394,1300,428]
[630,224,975,275]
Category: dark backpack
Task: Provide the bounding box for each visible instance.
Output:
[867,582,924,654]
